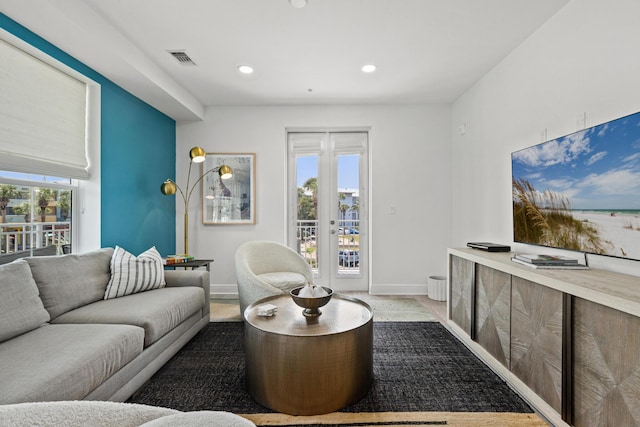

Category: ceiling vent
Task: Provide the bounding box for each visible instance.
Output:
[168,50,196,66]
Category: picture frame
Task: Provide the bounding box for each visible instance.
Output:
[201,153,256,224]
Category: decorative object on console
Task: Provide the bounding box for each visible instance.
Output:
[160,147,233,256]
[466,242,511,252]
[513,253,579,265]
[511,254,589,270]
[202,153,255,225]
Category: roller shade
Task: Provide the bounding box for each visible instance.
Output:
[0,38,89,179]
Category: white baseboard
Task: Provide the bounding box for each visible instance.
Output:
[211,283,429,298]
[210,284,239,297]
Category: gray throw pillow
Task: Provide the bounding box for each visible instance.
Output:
[0,259,50,342]
[26,248,114,319]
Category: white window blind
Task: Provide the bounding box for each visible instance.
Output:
[0,38,90,179]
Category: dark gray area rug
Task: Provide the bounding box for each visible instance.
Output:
[129,322,532,414]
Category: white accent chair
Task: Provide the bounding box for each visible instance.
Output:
[235,240,314,316]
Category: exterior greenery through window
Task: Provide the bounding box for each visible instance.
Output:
[297,176,361,269]
[0,172,74,263]
[297,177,359,222]
[297,177,318,221]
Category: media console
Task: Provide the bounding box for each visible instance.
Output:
[447,247,640,427]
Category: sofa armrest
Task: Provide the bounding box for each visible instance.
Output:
[163,270,210,319]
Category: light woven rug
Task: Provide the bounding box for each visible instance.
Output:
[210,295,437,322]
[362,297,436,322]
[243,411,548,426]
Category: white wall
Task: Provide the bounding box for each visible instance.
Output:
[177,104,452,294]
[451,0,640,275]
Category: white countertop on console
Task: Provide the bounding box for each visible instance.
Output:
[449,247,640,317]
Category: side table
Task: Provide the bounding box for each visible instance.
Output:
[244,293,373,415]
[165,259,213,272]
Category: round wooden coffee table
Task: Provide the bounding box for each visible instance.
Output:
[243,293,373,415]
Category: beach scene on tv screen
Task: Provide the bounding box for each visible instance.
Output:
[512,111,640,260]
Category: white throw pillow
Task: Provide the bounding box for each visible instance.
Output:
[104,246,166,299]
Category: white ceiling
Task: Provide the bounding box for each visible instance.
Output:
[0,0,569,121]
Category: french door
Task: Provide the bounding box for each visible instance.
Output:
[287,131,369,292]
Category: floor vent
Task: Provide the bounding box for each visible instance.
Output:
[168,50,196,66]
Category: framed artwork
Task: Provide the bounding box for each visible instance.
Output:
[201,153,256,224]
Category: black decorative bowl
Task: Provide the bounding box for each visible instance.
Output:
[290,286,334,317]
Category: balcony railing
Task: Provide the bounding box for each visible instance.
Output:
[0,221,71,263]
[296,219,360,272]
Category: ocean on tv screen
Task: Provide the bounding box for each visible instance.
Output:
[511,111,640,261]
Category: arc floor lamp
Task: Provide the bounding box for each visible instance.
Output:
[161,146,232,256]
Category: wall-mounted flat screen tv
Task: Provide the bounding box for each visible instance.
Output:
[512,111,640,261]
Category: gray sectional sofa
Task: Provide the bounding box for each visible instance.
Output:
[0,247,210,404]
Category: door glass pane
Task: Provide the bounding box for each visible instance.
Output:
[296,155,318,272]
[337,154,360,274]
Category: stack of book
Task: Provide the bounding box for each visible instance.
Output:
[163,255,195,265]
[511,253,589,269]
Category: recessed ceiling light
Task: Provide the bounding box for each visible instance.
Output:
[238,65,254,74]
[361,64,377,73]
[289,0,307,8]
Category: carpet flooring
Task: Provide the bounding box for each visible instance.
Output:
[130,322,533,416]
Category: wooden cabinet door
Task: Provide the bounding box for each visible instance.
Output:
[449,255,474,336]
[511,277,563,412]
[475,265,511,367]
[573,297,640,427]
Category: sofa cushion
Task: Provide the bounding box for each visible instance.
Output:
[258,271,307,290]
[104,246,165,300]
[25,248,113,319]
[0,323,144,404]
[0,260,50,343]
[53,287,204,347]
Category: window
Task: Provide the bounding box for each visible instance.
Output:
[0,172,75,263]
[0,29,101,259]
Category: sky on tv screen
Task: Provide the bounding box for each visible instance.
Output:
[512,111,640,211]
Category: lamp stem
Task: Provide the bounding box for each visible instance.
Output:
[184,211,189,256]
[182,160,195,256]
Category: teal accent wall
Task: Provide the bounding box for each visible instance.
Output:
[1,13,177,256]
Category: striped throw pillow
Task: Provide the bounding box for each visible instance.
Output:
[104,246,166,299]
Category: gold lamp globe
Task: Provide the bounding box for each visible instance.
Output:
[218,164,233,179]
[160,179,177,195]
[189,147,206,163]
